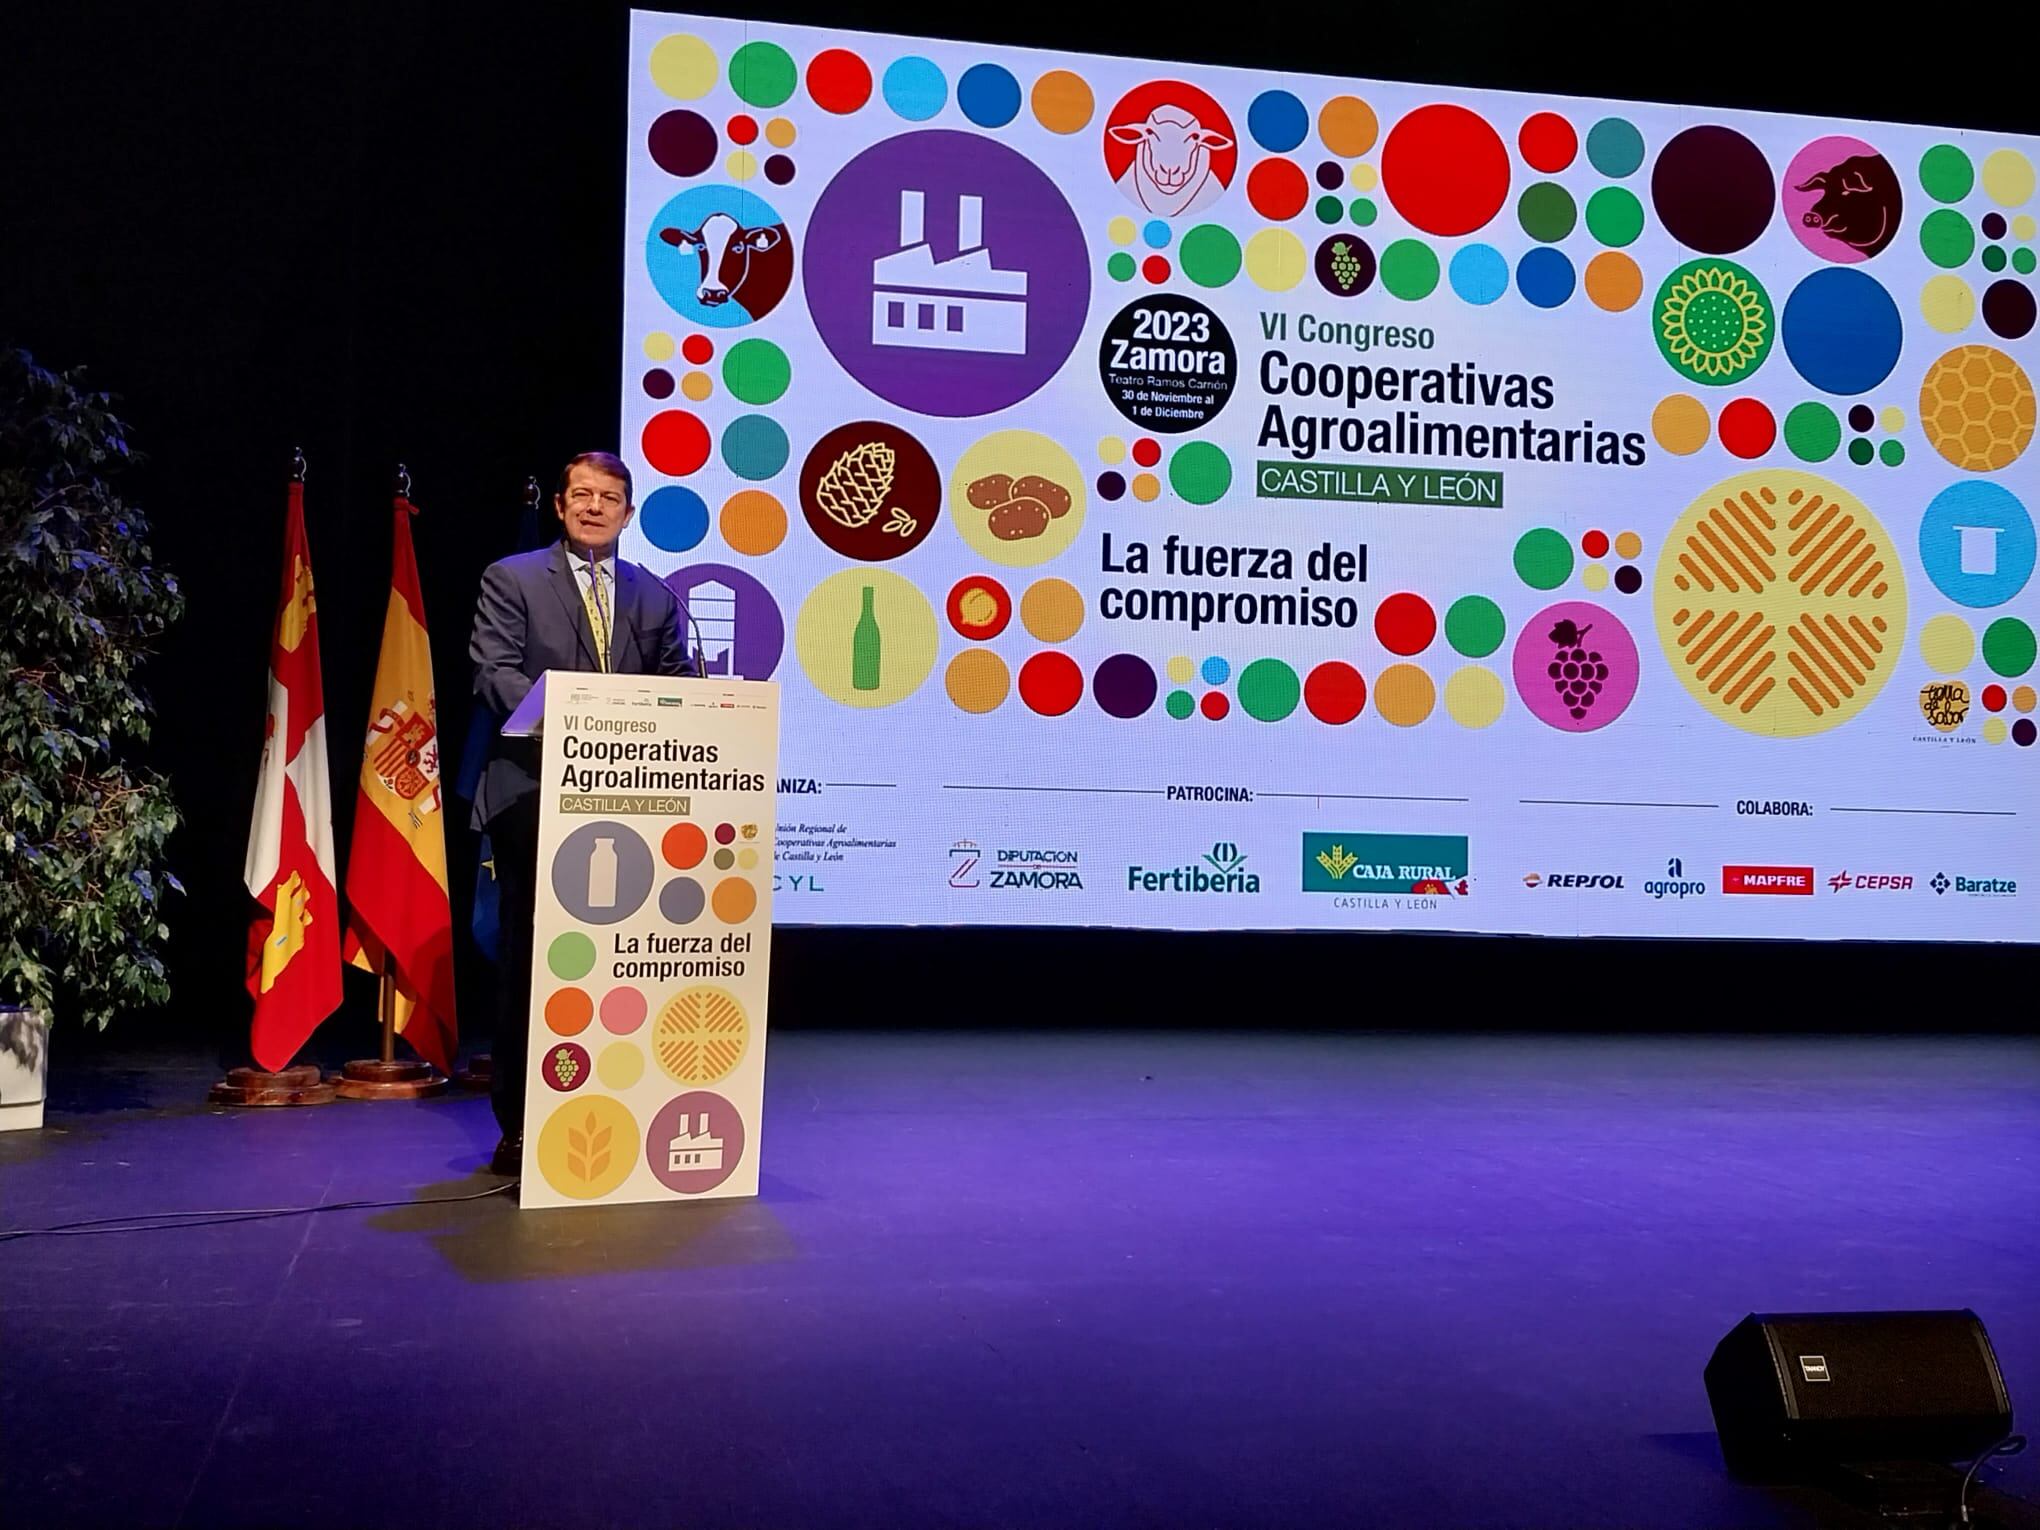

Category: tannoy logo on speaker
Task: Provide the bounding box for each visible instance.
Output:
[1798,1355,1830,1382]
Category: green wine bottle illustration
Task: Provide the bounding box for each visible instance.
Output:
[851,584,883,692]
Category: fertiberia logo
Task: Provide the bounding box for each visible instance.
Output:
[1303,834,1468,895]
[1127,841,1259,893]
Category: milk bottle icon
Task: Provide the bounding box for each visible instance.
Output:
[1955,525,2002,577]
[588,837,619,911]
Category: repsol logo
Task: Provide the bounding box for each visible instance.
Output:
[1736,800,1813,816]
[1523,873,1624,890]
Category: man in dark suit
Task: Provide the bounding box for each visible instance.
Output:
[469,450,693,1173]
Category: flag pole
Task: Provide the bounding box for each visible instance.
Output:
[211,446,338,1106]
[335,462,448,1101]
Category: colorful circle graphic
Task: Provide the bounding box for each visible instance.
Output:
[795,568,938,707]
[646,186,793,327]
[552,821,655,925]
[1374,663,1435,727]
[1918,482,2034,608]
[945,649,1010,713]
[1652,125,1773,254]
[652,986,748,1086]
[536,1095,639,1201]
[798,421,942,562]
[1920,346,2036,472]
[1019,651,1084,716]
[1102,82,1239,218]
[1303,661,1366,723]
[542,1041,592,1093]
[1781,268,1903,395]
[1093,654,1158,718]
[1654,470,1906,737]
[805,131,1088,416]
[947,573,1014,639]
[666,563,786,680]
[547,932,596,982]
[645,1091,745,1196]
[1655,260,1773,385]
[1782,137,1901,262]
[1513,601,1640,732]
[950,431,1087,566]
[1382,104,1510,236]
[1237,658,1301,721]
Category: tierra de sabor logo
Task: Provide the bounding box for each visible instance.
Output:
[1127,842,1259,893]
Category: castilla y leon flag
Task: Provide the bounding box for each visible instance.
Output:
[245,481,343,1070]
[342,497,457,1072]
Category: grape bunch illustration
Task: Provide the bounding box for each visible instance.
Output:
[551,1047,582,1089]
[1546,617,1608,720]
[1329,240,1364,292]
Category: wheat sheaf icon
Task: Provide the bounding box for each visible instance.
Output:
[1316,844,1358,880]
[816,441,917,537]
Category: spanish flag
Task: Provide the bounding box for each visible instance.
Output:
[245,482,343,1070]
[341,497,457,1072]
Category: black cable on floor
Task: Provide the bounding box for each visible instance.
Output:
[0,1180,516,1242]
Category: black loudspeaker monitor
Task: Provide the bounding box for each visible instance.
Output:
[1706,1309,2012,1479]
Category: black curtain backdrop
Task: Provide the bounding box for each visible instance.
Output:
[3,1,2033,1057]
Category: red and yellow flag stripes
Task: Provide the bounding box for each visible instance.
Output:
[341,498,457,1072]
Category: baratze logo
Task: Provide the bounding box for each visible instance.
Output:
[1644,857,1707,900]
[1931,872,2018,897]
[953,846,1085,891]
[1736,800,1814,816]
[1127,841,1259,893]
[1722,865,1814,895]
[1303,833,1468,895]
[1826,871,1914,892]
[1522,872,1625,890]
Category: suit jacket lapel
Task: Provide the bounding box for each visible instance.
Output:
[548,541,598,668]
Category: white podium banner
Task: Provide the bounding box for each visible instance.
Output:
[520,671,779,1209]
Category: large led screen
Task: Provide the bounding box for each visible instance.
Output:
[622,11,2038,938]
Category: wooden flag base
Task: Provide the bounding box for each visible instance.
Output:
[334,1058,447,1100]
[209,1064,338,1107]
[455,1053,493,1092]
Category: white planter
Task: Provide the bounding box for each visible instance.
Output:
[0,1008,49,1131]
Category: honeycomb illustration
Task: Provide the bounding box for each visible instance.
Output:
[1920,345,2035,472]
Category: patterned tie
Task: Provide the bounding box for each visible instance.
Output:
[579,563,612,673]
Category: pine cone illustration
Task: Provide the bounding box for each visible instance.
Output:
[816,442,897,530]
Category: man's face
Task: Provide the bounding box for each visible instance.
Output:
[555,464,634,555]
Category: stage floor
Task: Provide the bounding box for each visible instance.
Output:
[4,1032,2037,1529]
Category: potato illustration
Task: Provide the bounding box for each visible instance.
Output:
[1013,474,1072,519]
[966,473,1013,510]
[987,496,1052,541]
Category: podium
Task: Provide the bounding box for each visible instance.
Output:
[512,670,779,1208]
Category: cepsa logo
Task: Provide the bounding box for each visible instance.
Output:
[1826,871,1914,892]
[1722,865,1814,895]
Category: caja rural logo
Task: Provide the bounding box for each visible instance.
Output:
[1302,834,1468,895]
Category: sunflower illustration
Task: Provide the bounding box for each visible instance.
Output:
[1654,259,1773,385]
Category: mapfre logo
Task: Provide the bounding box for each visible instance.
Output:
[1722,865,1814,895]
[1826,871,1914,892]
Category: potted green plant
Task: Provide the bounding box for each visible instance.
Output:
[1,349,183,1127]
